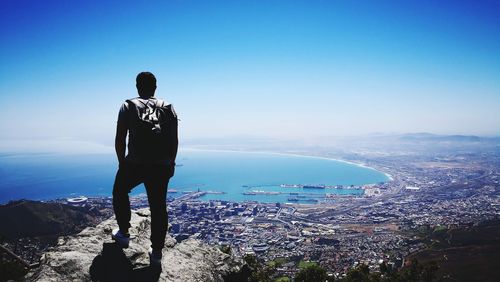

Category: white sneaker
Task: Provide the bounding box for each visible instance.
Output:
[148,247,162,266]
[111,229,130,248]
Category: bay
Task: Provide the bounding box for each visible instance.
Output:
[0,150,389,204]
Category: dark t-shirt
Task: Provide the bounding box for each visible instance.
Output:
[117,97,177,164]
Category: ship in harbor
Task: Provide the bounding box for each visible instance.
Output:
[281,183,327,189]
[280,184,303,188]
[243,190,281,195]
[280,183,362,190]
[302,185,326,189]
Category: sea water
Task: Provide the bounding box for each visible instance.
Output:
[0,149,389,204]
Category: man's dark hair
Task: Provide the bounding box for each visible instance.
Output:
[136,72,157,98]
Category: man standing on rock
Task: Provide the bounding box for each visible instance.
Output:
[112,72,178,266]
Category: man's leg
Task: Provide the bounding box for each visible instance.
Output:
[112,162,142,234]
[144,165,170,252]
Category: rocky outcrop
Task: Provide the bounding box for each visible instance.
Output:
[25,209,243,282]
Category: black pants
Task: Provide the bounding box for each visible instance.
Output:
[112,162,172,251]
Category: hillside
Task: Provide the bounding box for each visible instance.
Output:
[0,200,97,240]
[408,220,500,281]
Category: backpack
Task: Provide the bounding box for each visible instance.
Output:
[126,97,178,161]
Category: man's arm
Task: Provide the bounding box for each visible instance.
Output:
[168,105,179,166]
[115,102,129,164]
[115,122,128,164]
[170,122,178,164]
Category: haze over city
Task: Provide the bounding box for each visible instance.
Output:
[1,0,499,152]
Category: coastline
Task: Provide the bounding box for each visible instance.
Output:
[181,147,394,183]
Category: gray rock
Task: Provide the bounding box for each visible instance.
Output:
[25,209,243,282]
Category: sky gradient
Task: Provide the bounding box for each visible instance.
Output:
[1,0,499,151]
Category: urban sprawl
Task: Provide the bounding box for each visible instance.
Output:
[56,140,500,278]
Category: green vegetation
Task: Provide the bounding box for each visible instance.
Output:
[243,254,278,282]
[219,245,231,255]
[342,260,439,282]
[432,225,447,233]
[240,255,442,282]
[295,263,332,282]
[298,261,317,269]
[270,257,288,267]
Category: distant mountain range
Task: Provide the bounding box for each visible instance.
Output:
[184,133,499,146]
[397,133,483,142]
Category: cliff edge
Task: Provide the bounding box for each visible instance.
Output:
[25,209,243,282]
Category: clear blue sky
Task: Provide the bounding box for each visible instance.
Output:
[1,0,499,151]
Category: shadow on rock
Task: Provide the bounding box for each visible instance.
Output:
[89,243,161,282]
[132,265,162,282]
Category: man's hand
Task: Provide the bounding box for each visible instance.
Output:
[115,122,127,165]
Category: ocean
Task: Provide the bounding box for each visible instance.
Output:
[0,149,389,204]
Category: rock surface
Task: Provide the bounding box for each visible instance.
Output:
[25,209,243,282]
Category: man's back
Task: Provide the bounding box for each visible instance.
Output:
[117,96,178,164]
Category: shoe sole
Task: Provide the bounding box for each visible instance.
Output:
[111,234,130,248]
[149,252,162,266]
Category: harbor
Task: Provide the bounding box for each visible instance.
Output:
[167,182,366,204]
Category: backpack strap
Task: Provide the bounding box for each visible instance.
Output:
[125,99,134,107]
[125,99,138,119]
[154,98,167,108]
[125,98,145,109]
